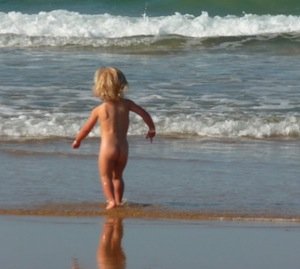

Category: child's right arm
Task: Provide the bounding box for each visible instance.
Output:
[128,100,156,142]
[72,108,98,148]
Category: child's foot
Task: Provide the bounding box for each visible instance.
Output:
[106,200,116,210]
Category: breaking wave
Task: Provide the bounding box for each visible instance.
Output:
[1,11,300,49]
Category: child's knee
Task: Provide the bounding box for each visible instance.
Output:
[101,176,112,185]
[113,177,123,182]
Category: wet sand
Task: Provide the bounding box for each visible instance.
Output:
[1,201,300,223]
[1,215,300,269]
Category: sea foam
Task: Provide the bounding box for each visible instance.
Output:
[1,10,300,47]
[1,112,299,140]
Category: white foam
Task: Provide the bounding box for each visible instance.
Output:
[0,112,84,139]
[153,114,300,139]
[1,10,300,47]
[3,113,298,140]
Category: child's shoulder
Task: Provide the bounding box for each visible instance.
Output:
[105,98,135,107]
[92,103,104,111]
[123,98,135,106]
[94,99,134,110]
[90,104,105,115]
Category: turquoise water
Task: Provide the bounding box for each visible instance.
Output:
[1,0,300,15]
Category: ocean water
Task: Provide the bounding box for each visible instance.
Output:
[0,0,300,219]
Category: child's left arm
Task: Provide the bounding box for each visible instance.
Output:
[72,108,98,148]
[128,100,156,142]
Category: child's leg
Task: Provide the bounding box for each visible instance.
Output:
[112,177,124,205]
[112,177,124,206]
[113,154,127,206]
[99,154,116,209]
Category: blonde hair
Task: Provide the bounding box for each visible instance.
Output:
[93,67,128,101]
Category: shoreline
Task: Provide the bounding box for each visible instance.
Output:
[1,202,300,224]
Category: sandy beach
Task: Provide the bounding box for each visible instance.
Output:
[1,215,300,269]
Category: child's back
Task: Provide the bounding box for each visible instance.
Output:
[97,99,130,143]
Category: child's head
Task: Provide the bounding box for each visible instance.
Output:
[93,67,128,101]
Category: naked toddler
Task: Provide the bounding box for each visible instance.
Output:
[72,67,156,209]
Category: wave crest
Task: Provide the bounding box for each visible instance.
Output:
[1,11,300,48]
[1,113,299,140]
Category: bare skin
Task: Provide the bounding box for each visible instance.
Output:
[72,98,155,209]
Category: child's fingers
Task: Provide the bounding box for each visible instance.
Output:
[72,140,80,148]
[146,130,155,143]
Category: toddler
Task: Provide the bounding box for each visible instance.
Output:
[72,67,156,209]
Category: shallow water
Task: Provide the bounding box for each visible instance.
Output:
[1,137,299,219]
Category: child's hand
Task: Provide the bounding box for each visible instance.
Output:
[72,140,81,149]
[146,129,156,143]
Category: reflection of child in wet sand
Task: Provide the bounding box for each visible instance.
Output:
[72,67,156,209]
[70,218,125,269]
[97,217,126,269]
